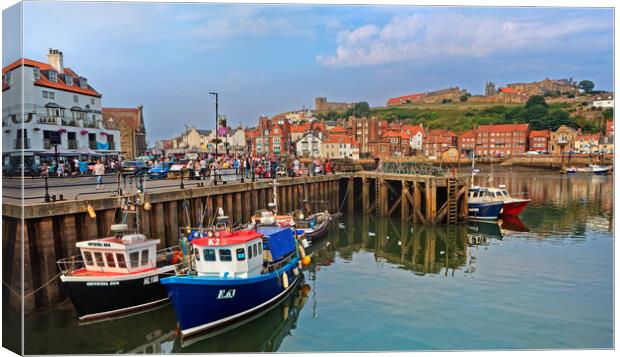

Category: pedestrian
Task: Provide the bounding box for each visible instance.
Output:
[325,160,332,174]
[57,161,65,177]
[93,159,105,190]
[40,162,49,178]
[309,160,315,176]
[293,157,300,176]
[79,159,88,175]
[233,157,239,176]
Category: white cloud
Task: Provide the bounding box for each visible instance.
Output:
[317,13,611,67]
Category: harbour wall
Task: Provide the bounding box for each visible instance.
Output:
[2,175,344,311]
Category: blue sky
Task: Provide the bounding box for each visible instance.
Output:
[2,2,614,143]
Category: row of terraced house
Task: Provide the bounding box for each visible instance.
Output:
[244,114,614,160]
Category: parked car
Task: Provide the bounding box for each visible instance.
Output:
[121,160,150,177]
[148,162,173,179]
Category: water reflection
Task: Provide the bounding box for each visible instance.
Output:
[320,215,506,277]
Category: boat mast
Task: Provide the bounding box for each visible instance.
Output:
[471,147,476,188]
[271,178,278,214]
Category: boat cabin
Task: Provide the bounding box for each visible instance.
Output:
[75,224,160,275]
[191,229,265,278]
[469,187,501,203]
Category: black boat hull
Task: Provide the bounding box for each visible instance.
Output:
[302,219,330,241]
[61,269,174,321]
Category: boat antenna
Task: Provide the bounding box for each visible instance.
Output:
[471,148,476,188]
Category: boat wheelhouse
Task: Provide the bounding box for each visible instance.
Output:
[485,185,530,216]
[58,224,184,321]
[467,187,503,221]
[161,226,302,340]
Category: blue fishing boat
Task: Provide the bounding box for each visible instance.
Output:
[161,225,303,340]
[467,187,504,221]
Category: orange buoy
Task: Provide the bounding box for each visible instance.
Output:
[302,255,311,266]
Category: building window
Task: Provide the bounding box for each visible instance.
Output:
[42,91,48,99]
[91,98,95,105]
[65,75,73,86]
[48,71,57,82]
[33,68,40,80]
[73,95,78,103]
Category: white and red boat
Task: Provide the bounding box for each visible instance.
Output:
[485,185,530,216]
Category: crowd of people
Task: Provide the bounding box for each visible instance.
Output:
[27,157,121,178]
[151,153,336,181]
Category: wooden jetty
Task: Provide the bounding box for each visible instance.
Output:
[345,172,469,225]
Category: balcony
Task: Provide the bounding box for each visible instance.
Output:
[38,116,59,125]
[14,138,31,149]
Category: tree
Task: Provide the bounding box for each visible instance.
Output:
[525,95,548,108]
[578,80,595,93]
[459,94,469,102]
[349,102,370,118]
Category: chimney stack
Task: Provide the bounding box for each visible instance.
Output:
[47,48,64,73]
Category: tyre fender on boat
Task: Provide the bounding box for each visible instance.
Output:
[283,272,289,289]
[298,244,306,258]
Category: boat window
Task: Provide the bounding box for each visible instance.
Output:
[203,249,216,261]
[253,244,258,258]
[502,190,509,196]
[83,251,94,266]
[258,242,262,255]
[94,252,105,267]
[129,251,140,268]
[236,248,246,261]
[141,250,149,266]
[248,245,253,259]
[116,253,127,268]
[472,192,478,198]
[219,249,232,262]
[105,253,116,268]
[194,248,200,261]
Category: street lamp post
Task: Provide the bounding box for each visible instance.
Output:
[209,92,219,155]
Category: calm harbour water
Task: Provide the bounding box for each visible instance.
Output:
[22,170,613,353]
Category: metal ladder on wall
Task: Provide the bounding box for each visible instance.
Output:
[447,178,458,224]
[375,179,381,216]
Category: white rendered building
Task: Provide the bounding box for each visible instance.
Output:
[2,49,120,168]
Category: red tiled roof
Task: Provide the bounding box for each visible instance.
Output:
[576,133,601,141]
[428,129,456,137]
[402,124,425,137]
[329,126,346,133]
[291,123,310,133]
[3,58,101,97]
[387,93,426,105]
[529,130,550,138]
[383,130,410,140]
[477,123,530,133]
[460,129,476,138]
[499,87,520,94]
[323,134,357,146]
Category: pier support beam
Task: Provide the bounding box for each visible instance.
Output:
[347,177,355,214]
[401,180,410,220]
[362,178,369,214]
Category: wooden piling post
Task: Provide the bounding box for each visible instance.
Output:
[347,177,355,214]
[401,180,409,220]
[362,178,369,214]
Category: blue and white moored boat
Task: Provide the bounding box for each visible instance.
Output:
[161,226,302,340]
[468,187,504,220]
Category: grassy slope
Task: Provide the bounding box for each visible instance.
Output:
[369,101,576,132]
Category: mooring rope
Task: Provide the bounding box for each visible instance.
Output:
[337,177,352,214]
[2,271,63,299]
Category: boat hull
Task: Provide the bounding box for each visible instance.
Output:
[468,202,503,220]
[301,219,330,241]
[501,200,529,216]
[60,268,174,321]
[162,258,301,339]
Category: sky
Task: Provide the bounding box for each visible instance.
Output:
[2,1,614,144]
